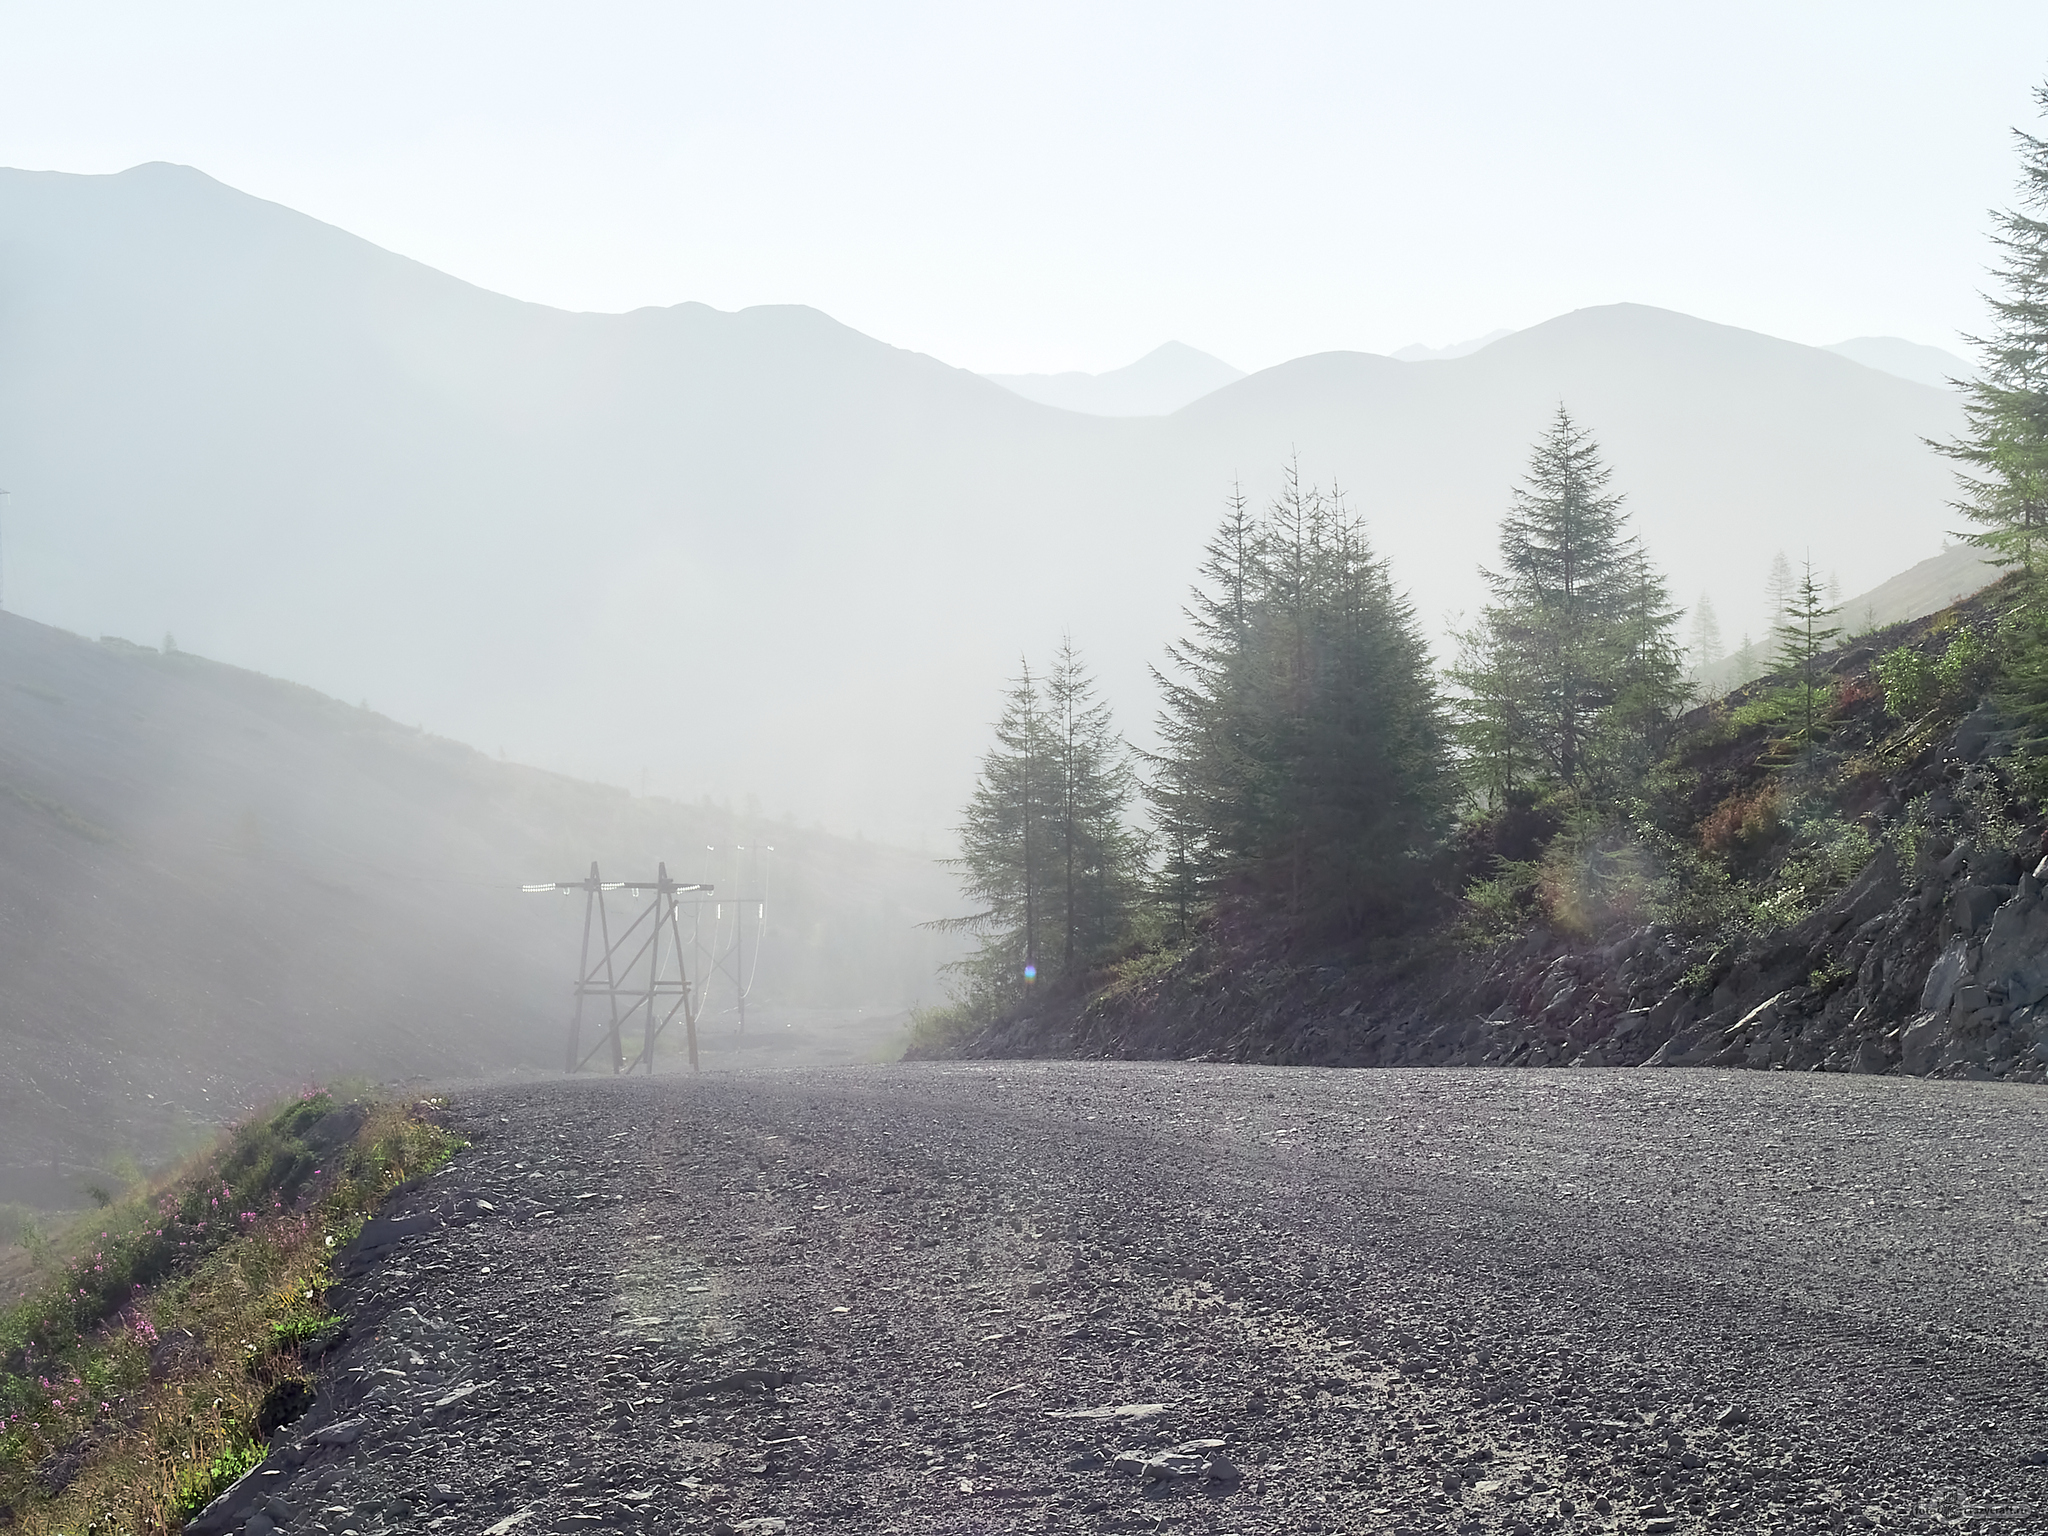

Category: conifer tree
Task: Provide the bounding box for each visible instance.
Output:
[1765,551,1795,628]
[1149,465,1450,937]
[1687,593,1723,675]
[934,662,1054,1006]
[1043,635,1141,973]
[1611,540,1689,754]
[1772,556,1843,745]
[940,646,1142,1010]
[1453,407,1684,794]
[1936,82,2048,572]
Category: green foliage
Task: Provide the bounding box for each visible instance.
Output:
[0,1095,461,1536]
[1752,803,1876,928]
[1460,859,1542,945]
[934,638,1143,1015]
[1448,407,1687,801]
[1770,557,1843,746]
[1877,645,1934,719]
[168,1434,264,1523]
[1931,82,2048,573]
[1936,625,1991,700]
[1809,959,1854,994]
[268,1310,343,1348]
[1149,462,1452,940]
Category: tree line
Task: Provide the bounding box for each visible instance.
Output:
[938,407,1699,1015]
[938,80,2048,1014]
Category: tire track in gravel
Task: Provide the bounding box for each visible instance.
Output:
[220,1065,2048,1536]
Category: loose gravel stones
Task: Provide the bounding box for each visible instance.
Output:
[224,1064,2048,1535]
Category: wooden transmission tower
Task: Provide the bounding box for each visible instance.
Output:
[524,862,712,1075]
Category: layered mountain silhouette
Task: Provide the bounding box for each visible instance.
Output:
[985,341,1245,415]
[0,163,1968,841]
[1823,336,1976,390]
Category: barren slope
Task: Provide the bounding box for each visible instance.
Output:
[0,614,953,1205]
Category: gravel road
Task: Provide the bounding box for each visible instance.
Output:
[244,1065,2048,1536]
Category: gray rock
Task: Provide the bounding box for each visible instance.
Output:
[1902,1013,1948,1076]
[308,1418,369,1447]
[1952,882,2006,937]
[1204,1454,1244,1483]
[1920,939,1970,1016]
[242,1516,275,1536]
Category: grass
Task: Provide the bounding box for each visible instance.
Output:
[0,1091,462,1535]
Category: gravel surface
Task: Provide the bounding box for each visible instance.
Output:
[244,1064,2048,1535]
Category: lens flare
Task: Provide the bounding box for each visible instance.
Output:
[1023,962,1037,982]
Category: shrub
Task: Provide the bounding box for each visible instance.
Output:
[1700,782,1781,857]
[1935,627,1990,701]
[1877,646,1932,719]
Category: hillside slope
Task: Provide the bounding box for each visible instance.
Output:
[928,583,2048,1087]
[0,613,955,1206]
[0,164,1965,842]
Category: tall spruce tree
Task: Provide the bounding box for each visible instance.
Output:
[1772,556,1843,745]
[1936,81,2048,571]
[1687,593,1724,675]
[1043,635,1141,974]
[1765,551,1796,629]
[1452,407,1684,794]
[1149,465,1450,937]
[934,661,1054,1008]
[939,645,1141,1011]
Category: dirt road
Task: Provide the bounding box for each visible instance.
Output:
[247,1065,2048,1535]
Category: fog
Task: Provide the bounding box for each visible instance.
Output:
[0,165,1967,850]
[0,33,2019,1208]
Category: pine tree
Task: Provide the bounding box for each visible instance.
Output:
[1771,556,1843,745]
[1148,483,1261,913]
[1935,82,2048,572]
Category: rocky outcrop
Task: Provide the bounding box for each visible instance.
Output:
[952,769,2048,1084]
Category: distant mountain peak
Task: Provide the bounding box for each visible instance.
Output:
[983,342,1245,417]
[1391,328,1516,362]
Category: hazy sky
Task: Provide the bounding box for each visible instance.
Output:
[4,2,2046,373]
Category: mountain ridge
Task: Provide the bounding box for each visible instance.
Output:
[0,163,1968,842]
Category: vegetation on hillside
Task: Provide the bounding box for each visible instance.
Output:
[0,1093,459,1535]
[916,79,2048,1057]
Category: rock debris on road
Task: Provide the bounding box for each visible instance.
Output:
[214,1064,2048,1535]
